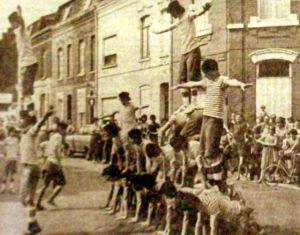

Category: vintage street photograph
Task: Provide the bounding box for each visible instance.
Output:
[0,0,300,234]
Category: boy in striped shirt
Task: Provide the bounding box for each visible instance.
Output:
[176,59,252,191]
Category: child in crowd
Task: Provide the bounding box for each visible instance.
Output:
[1,128,20,194]
[138,114,149,138]
[258,126,278,183]
[148,114,160,143]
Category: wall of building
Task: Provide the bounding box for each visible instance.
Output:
[52,11,96,127]
[227,0,300,121]
[96,0,172,120]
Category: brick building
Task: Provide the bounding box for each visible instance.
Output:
[52,0,96,127]
[225,0,300,121]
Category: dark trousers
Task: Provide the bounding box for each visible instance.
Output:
[199,116,223,159]
[21,63,38,96]
[179,48,201,83]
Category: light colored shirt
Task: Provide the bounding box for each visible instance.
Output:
[119,103,138,141]
[14,27,37,67]
[20,124,39,165]
[4,137,20,160]
[177,9,200,55]
[40,133,63,165]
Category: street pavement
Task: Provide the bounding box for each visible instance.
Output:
[1,158,300,234]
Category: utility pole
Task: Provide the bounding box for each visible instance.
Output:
[241,0,246,115]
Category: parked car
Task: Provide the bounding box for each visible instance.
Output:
[65,125,96,158]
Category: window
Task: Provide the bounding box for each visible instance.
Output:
[194,1,212,36]
[57,48,63,79]
[160,11,170,57]
[67,44,72,77]
[259,0,290,20]
[67,95,72,120]
[141,16,151,59]
[103,35,117,67]
[139,85,151,115]
[256,59,292,118]
[259,60,290,77]
[78,39,85,74]
[90,35,95,71]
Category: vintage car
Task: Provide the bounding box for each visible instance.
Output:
[65,125,96,158]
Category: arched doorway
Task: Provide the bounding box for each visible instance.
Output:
[250,48,299,118]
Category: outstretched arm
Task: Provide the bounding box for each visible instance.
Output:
[223,78,253,91]
[189,3,211,20]
[134,105,150,112]
[173,80,206,90]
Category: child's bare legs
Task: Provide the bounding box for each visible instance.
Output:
[258,155,266,183]
[181,211,189,235]
[104,182,115,209]
[141,202,154,226]
[237,155,244,180]
[106,182,120,214]
[117,184,128,220]
[36,181,50,210]
[47,185,64,206]
[131,191,142,222]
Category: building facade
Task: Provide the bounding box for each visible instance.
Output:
[225,0,300,121]
[52,0,97,128]
[30,14,57,118]
[95,0,175,121]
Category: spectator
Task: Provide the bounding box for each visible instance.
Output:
[148,114,160,143]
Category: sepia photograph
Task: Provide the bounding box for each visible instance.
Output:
[0,0,300,234]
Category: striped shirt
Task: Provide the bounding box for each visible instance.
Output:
[203,76,229,119]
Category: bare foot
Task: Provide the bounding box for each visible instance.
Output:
[140,221,150,227]
[105,209,116,215]
[130,217,138,223]
[116,214,127,220]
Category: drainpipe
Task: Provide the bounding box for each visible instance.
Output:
[93,5,99,118]
[169,17,174,116]
[241,0,246,115]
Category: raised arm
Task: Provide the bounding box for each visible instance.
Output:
[16,5,25,31]
[189,3,211,20]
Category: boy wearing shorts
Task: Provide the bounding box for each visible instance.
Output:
[1,127,20,194]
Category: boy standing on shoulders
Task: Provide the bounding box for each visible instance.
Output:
[153,0,211,105]
[176,59,252,191]
[1,127,20,194]
[8,5,38,107]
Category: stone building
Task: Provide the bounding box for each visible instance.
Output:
[30,14,57,118]
[52,0,97,127]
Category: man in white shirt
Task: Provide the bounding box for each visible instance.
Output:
[9,5,38,106]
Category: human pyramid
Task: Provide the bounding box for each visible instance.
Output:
[99,1,257,233]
